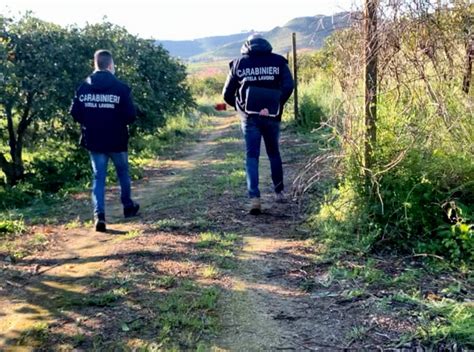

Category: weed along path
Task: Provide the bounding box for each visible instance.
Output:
[1,114,421,350]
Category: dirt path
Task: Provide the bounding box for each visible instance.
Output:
[0,115,401,350]
[0,116,237,349]
[207,145,351,350]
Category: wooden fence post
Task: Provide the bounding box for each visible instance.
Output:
[292,32,299,122]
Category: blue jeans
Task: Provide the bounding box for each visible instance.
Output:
[89,151,134,216]
[241,116,284,198]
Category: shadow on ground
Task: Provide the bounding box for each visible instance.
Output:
[0,116,423,350]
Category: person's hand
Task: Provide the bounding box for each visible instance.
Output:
[259,108,269,116]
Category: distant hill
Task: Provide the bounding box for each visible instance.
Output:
[157,12,352,62]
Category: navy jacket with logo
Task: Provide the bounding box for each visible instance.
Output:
[70,70,136,153]
[222,37,294,121]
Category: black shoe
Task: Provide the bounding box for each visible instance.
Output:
[124,203,140,218]
[95,213,106,232]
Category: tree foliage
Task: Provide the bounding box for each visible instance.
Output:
[0,14,193,186]
[80,22,194,132]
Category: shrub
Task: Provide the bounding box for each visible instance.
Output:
[0,217,26,237]
[299,10,474,263]
[0,183,39,209]
[29,145,90,193]
[371,149,474,261]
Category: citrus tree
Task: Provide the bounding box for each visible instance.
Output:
[0,14,193,187]
[0,14,86,185]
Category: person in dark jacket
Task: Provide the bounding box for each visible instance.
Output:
[222,34,294,214]
[70,49,139,232]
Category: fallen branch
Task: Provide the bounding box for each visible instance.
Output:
[401,253,445,261]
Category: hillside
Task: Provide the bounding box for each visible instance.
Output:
[158,12,352,61]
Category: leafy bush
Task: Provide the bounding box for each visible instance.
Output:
[299,93,325,130]
[439,222,474,264]
[309,181,381,257]
[0,217,26,237]
[300,5,474,263]
[0,183,39,209]
[28,143,90,193]
[371,149,474,261]
[291,56,342,130]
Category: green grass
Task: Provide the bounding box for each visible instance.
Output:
[132,112,210,159]
[383,292,474,348]
[8,195,73,225]
[341,288,367,299]
[153,275,177,289]
[113,229,143,242]
[0,244,28,261]
[314,247,474,348]
[299,278,317,292]
[312,248,473,348]
[215,170,245,192]
[153,217,212,232]
[392,268,423,290]
[153,218,186,231]
[346,325,372,343]
[164,182,208,204]
[64,288,128,308]
[325,259,389,288]
[26,233,48,247]
[197,231,240,270]
[305,182,473,348]
[214,136,241,144]
[197,231,238,249]
[417,299,474,347]
[111,273,134,287]
[64,218,82,230]
[17,322,49,347]
[154,281,219,349]
[288,76,343,130]
[71,333,86,346]
[208,149,245,195]
[200,264,220,279]
[0,218,48,261]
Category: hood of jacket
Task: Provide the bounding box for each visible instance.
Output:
[85,70,117,92]
[240,36,273,55]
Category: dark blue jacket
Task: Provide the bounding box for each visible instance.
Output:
[70,71,136,152]
[222,37,294,121]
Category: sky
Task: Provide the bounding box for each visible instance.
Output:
[1,0,357,40]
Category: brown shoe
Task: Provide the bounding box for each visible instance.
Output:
[249,198,261,215]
